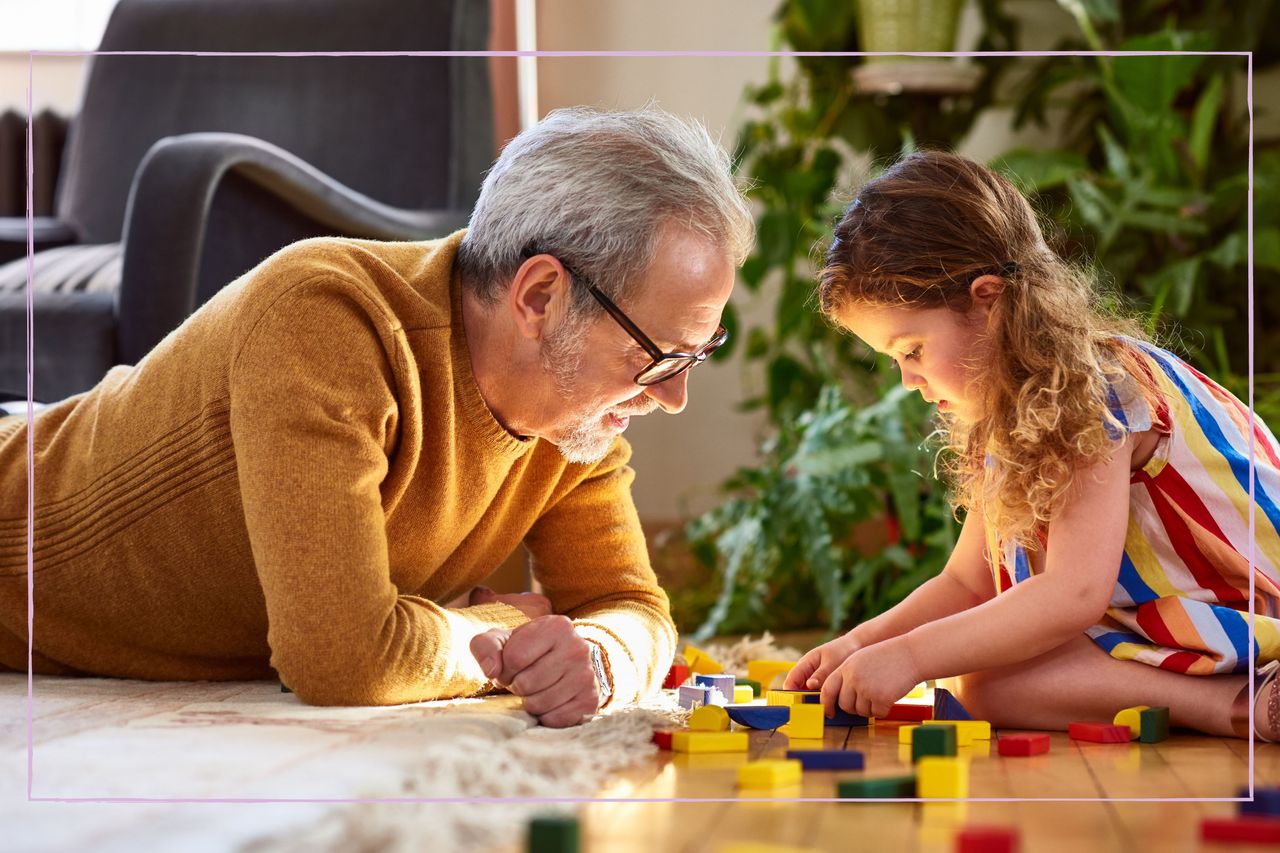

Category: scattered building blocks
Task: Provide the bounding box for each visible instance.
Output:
[932,687,973,721]
[671,731,750,753]
[917,756,970,798]
[684,644,724,675]
[738,758,803,789]
[736,677,763,698]
[899,724,919,745]
[1139,706,1169,743]
[1200,816,1280,843]
[923,720,991,745]
[696,673,737,705]
[725,704,791,730]
[1112,705,1149,739]
[733,685,755,704]
[955,825,1019,853]
[689,705,731,732]
[882,703,934,722]
[651,730,674,750]
[913,724,958,762]
[1068,722,1132,743]
[679,684,712,710]
[996,733,1050,757]
[747,659,797,692]
[662,663,690,690]
[1239,785,1280,816]
[785,703,824,739]
[527,814,579,853]
[837,774,916,798]
[785,749,864,770]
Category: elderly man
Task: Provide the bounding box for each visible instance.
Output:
[0,107,753,727]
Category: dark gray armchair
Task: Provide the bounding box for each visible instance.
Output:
[0,0,493,402]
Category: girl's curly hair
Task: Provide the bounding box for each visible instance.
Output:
[818,150,1161,548]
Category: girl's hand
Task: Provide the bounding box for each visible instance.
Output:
[784,632,864,691]
[820,635,921,719]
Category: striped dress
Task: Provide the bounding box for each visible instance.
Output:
[985,339,1280,675]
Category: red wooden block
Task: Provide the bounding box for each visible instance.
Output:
[651,730,674,750]
[662,664,690,690]
[882,703,933,722]
[996,733,1050,757]
[956,825,1019,853]
[1200,816,1280,843]
[1068,722,1131,743]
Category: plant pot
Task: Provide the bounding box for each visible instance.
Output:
[857,0,965,61]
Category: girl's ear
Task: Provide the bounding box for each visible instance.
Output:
[970,274,1005,308]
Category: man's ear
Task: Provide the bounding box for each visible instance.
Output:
[508,255,570,341]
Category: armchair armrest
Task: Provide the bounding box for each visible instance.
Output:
[0,217,79,265]
[117,132,471,364]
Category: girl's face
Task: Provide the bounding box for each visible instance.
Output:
[835,300,992,422]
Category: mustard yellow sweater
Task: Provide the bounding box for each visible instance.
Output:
[0,231,676,706]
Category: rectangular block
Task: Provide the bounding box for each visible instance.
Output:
[738,758,803,788]
[913,723,957,762]
[671,731,749,753]
[678,684,711,710]
[767,689,818,706]
[661,663,690,690]
[651,730,674,750]
[997,733,1050,757]
[684,644,723,675]
[1068,721,1132,743]
[735,677,762,698]
[1239,785,1280,817]
[837,774,916,799]
[528,815,579,853]
[881,703,933,722]
[1200,816,1280,843]
[786,749,864,770]
[747,659,797,692]
[733,684,755,704]
[956,826,1019,853]
[916,756,969,798]
[899,724,919,745]
[922,719,991,745]
[1139,706,1169,743]
[785,703,824,739]
[827,707,870,727]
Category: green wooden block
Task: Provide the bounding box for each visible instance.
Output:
[279,683,292,694]
[1139,706,1169,743]
[528,814,578,853]
[837,774,916,798]
[912,723,957,761]
[735,677,762,698]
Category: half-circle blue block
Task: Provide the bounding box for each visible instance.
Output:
[724,704,791,729]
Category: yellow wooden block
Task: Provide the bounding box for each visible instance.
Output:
[921,719,991,745]
[738,758,803,789]
[1113,705,1150,739]
[784,703,824,739]
[689,704,730,732]
[898,724,919,745]
[766,689,817,706]
[733,684,755,704]
[907,683,927,698]
[671,731,749,753]
[747,659,797,691]
[684,644,723,675]
[916,756,969,798]
[717,843,816,853]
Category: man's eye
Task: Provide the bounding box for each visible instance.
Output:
[904,347,922,361]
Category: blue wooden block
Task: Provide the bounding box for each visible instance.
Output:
[695,673,736,705]
[786,749,864,770]
[1239,785,1280,817]
[678,684,711,709]
[724,704,791,729]
[932,687,973,721]
[826,707,870,727]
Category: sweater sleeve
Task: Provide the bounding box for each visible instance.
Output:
[228,275,527,706]
[522,440,678,708]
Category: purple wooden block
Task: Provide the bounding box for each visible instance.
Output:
[933,687,973,721]
[695,673,735,706]
[678,684,711,710]
[1239,785,1280,817]
[785,749,864,770]
[826,707,870,727]
[724,704,790,729]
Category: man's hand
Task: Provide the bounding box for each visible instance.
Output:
[784,631,863,691]
[467,585,553,620]
[469,615,604,728]
[820,635,920,719]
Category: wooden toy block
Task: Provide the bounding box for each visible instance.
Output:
[907,683,926,698]
[695,673,737,705]
[1112,704,1149,739]
[527,814,579,853]
[1139,706,1169,743]
[837,774,916,798]
[735,677,763,698]
[996,733,1050,757]
[767,689,818,706]
[684,644,724,675]
[899,724,919,745]
[679,684,712,709]
[1200,815,1280,843]
[651,730,674,750]
[733,685,755,703]
[882,702,933,722]
[932,687,973,721]
[1068,722,1132,743]
[725,704,791,729]
[784,703,824,739]
[747,659,797,691]
[689,705,731,732]
[785,748,864,770]
[738,758,803,788]
[1239,785,1280,816]
[913,724,957,762]
[916,756,969,798]
[827,707,870,727]
[662,663,690,690]
[280,683,292,693]
[717,843,816,853]
[671,731,749,753]
[923,719,991,745]
[955,825,1019,853]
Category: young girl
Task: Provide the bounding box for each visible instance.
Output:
[785,150,1280,740]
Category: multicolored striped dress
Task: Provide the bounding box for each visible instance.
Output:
[985,339,1280,675]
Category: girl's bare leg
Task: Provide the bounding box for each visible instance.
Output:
[940,633,1255,738]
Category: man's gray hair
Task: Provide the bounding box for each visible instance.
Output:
[456,106,754,317]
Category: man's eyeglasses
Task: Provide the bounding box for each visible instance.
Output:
[526,249,729,386]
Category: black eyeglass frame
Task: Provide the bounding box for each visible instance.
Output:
[526,249,729,386]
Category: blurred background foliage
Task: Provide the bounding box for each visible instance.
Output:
[673,0,1279,640]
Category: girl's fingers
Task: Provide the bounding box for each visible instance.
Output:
[820,669,844,718]
[784,654,817,689]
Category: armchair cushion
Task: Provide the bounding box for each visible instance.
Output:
[0,290,116,402]
[0,243,122,294]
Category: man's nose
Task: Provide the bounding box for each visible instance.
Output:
[643,370,689,414]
